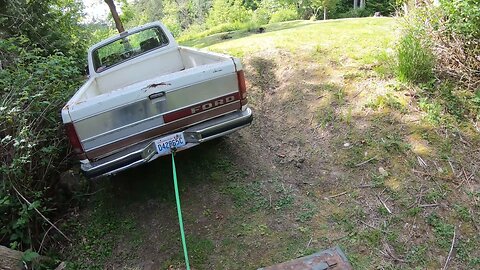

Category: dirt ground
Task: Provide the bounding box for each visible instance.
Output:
[64,19,479,270]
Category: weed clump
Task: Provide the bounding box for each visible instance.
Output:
[396,31,434,83]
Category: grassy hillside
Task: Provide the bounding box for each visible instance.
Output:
[65,18,479,269]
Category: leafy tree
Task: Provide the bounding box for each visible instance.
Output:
[0,0,87,59]
[206,0,251,27]
[310,0,341,19]
[130,0,165,24]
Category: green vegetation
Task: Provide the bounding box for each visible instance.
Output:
[395,1,479,126]
[396,31,434,83]
[0,0,85,257]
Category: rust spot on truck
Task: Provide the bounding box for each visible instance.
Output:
[143,82,171,92]
[75,100,86,105]
[146,82,171,88]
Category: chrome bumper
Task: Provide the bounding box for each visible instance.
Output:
[81,108,253,178]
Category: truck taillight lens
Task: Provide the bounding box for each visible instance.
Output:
[237,70,247,100]
[65,123,84,155]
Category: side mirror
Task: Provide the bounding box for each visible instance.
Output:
[84,65,90,76]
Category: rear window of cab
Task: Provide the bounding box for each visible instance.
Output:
[92,26,169,73]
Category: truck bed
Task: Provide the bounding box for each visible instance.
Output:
[73,46,233,102]
[63,46,244,162]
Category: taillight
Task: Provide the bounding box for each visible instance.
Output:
[65,123,84,155]
[237,70,247,100]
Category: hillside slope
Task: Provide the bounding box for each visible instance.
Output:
[66,18,479,269]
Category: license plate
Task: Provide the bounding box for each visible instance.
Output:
[154,133,186,155]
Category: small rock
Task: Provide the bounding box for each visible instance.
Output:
[379,167,388,176]
[343,142,351,147]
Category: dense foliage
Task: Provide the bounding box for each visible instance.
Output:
[0,0,85,255]
[0,0,87,58]
[396,1,479,124]
[396,1,479,90]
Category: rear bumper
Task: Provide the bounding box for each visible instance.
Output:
[81,108,253,178]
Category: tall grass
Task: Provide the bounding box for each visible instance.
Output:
[396,31,434,83]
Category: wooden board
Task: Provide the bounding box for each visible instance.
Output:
[0,245,23,270]
[258,246,353,270]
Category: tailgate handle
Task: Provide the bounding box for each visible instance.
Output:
[149,91,166,101]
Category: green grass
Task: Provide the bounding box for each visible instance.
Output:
[180,18,396,59]
[396,31,434,83]
[427,213,455,249]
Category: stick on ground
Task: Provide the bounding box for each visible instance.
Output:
[325,191,348,199]
[354,156,377,167]
[376,194,392,214]
[442,227,456,270]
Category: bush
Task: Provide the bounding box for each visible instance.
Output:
[269,8,299,23]
[337,8,371,18]
[252,7,272,25]
[396,31,434,83]
[435,0,479,90]
[398,2,479,90]
[441,0,480,39]
[206,0,252,27]
[0,37,83,250]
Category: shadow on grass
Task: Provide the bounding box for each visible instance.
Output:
[96,138,231,206]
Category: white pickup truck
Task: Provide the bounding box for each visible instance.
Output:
[62,22,252,178]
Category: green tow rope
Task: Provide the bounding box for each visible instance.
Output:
[171,151,191,270]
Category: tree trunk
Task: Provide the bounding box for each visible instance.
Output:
[360,0,365,8]
[104,0,124,33]
[353,0,357,9]
[324,7,327,20]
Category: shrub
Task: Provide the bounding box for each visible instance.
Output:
[337,8,371,18]
[435,0,480,90]
[396,30,434,83]
[0,37,83,250]
[206,0,252,27]
[398,2,479,89]
[269,8,299,23]
[441,0,480,39]
[252,7,272,25]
